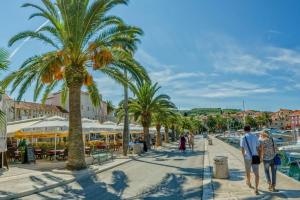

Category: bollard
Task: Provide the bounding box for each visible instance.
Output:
[133,144,143,155]
[208,138,213,145]
[213,156,229,179]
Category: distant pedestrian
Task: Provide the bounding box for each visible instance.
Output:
[179,134,186,152]
[151,137,156,149]
[188,132,195,151]
[260,131,279,192]
[240,125,261,195]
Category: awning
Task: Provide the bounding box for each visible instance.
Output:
[7,117,44,137]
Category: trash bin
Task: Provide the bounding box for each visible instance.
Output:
[208,138,213,145]
[133,143,143,155]
[213,156,229,179]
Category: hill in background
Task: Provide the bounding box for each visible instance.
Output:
[180,108,242,116]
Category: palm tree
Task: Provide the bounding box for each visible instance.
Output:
[2,0,148,170]
[106,100,115,116]
[0,48,9,126]
[128,82,175,149]
[153,108,176,146]
[122,69,129,156]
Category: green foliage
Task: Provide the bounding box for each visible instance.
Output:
[206,115,217,133]
[215,115,227,132]
[245,116,258,129]
[0,48,8,126]
[106,100,115,115]
[0,48,9,71]
[256,112,271,128]
[128,82,176,127]
[230,118,244,130]
[181,108,241,116]
[2,0,150,169]
[2,0,149,105]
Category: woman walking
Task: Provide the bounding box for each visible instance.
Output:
[188,132,195,151]
[179,134,186,152]
[260,131,279,192]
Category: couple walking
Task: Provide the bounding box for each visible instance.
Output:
[240,125,279,195]
[179,133,195,152]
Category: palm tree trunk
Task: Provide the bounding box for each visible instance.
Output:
[171,125,175,142]
[156,124,161,146]
[123,70,129,156]
[66,85,86,170]
[164,126,169,143]
[143,126,151,150]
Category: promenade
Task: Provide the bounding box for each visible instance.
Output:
[0,138,204,199]
[204,136,300,200]
[23,139,204,199]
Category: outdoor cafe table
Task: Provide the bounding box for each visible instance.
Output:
[47,149,64,160]
[34,149,42,159]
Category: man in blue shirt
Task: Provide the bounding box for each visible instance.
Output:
[240,125,261,195]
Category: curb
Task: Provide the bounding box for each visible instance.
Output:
[0,158,134,200]
[202,139,214,200]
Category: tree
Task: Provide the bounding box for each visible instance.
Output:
[161,111,179,143]
[122,69,129,156]
[0,48,9,125]
[256,112,272,129]
[128,82,175,149]
[168,112,182,141]
[206,115,217,133]
[153,108,176,146]
[2,0,149,170]
[245,116,258,129]
[106,100,115,116]
[230,118,243,130]
[215,115,227,132]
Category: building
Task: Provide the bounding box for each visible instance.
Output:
[4,95,69,122]
[271,109,293,130]
[45,91,108,122]
[290,110,300,129]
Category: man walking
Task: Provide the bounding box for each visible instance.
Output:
[240,125,261,195]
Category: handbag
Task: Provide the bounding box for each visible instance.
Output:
[271,138,281,165]
[245,137,261,164]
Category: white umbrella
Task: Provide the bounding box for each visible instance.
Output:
[20,116,69,161]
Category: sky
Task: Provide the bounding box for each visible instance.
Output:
[1,0,300,111]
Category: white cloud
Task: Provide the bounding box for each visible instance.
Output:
[268,47,300,66]
[210,40,278,75]
[150,68,205,87]
[135,49,175,70]
[93,76,124,103]
[173,80,276,98]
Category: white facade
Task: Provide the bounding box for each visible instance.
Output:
[45,91,108,121]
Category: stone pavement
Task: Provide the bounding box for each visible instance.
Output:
[203,136,300,200]
[22,138,204,200]
[0,156,132,200]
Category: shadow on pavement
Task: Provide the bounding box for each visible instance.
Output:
[127,173,202,200]
[228,168,244,181]
[109,170,129,198]
[242,189,300,200]
[143,149,204,160]
[28,169,130,200]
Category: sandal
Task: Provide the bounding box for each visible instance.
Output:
[272,186,279,192]
[255,189,259,195]
[268,183,272,191]
[246,181,253,188]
